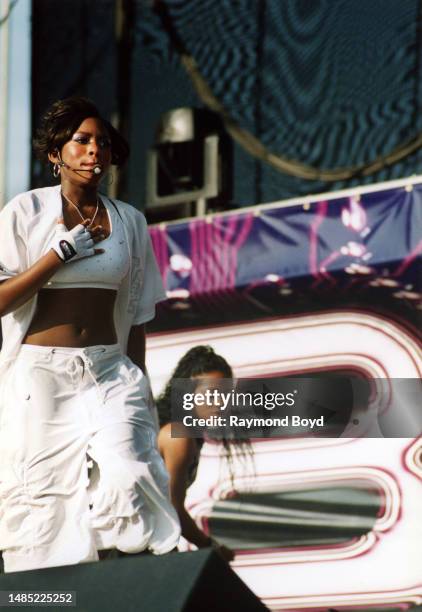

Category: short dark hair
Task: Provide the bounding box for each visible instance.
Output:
[33,96,129,166]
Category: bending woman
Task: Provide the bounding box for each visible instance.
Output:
[0,97,180,572]
[157,346,249,563]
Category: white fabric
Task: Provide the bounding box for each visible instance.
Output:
[45,196,130,289]
[0,344,180,572]
[0,185,167,390]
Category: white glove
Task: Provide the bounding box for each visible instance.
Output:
[50,222,95,263]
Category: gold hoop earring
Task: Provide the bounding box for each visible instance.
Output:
[52,163,61,178]
[105,172,114,186]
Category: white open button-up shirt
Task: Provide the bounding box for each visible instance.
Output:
[0,185,166,397]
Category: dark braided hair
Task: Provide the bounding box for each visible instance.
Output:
[33,96,129,166]
[157,346,253,483]
[157,345,232,427]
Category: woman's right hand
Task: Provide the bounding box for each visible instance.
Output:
[50,219,105,263]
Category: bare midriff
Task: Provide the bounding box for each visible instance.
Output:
[23,288,117,347]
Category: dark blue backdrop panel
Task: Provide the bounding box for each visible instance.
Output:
[133,0,422,207]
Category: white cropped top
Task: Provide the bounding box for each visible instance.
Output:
[44,197,130,290]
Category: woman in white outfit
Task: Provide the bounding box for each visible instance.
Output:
[0,97,180,573]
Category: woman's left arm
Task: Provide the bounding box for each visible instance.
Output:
[127,324,146,374]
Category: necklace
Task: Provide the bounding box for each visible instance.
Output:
[62,192,100,227]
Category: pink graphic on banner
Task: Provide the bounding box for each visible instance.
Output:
[393,239,422,277]
[149,226,169,281]
[189,213,254,295]
[309,200,328,288]
[341,196,368,232]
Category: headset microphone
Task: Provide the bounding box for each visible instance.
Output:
[58,154,103,175]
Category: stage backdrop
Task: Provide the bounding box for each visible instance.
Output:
[149,176,421,334]
[146,176,421,612]
[30,0,422,209]
[130,0,422,208]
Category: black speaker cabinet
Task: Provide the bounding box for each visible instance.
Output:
[0,549,268,611]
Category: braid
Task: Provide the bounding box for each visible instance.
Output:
[156,346,232,426]
[156,346,254,487]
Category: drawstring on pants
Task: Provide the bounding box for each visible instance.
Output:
[58,349,106,404]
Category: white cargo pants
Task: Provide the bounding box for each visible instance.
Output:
[0,344,180,572]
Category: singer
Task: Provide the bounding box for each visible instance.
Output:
[0,97,180,572]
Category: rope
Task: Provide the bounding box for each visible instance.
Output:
[180,52,422,182]
[153,1,422,181]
